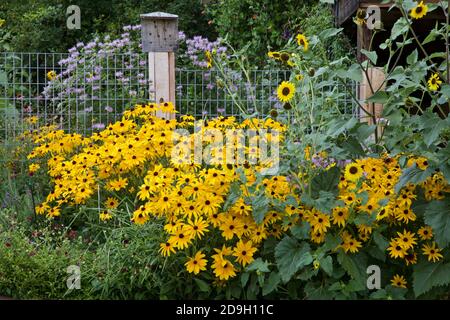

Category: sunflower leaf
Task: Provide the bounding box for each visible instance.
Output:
[413,260,450,297]
[275,236,313,283]
[423,198,450,248]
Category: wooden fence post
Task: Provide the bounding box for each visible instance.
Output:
[140,12,178,117]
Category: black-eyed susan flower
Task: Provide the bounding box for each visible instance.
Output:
[277,81,295,103]
[104,197,119,209]
[99,211,112,221]
[396,230,417,250]
[159,240,176,257]
[388,240,407,259]
[47,70,57,81]
[185,251,207,275]
[422,242,443,262]
[332,207,349,227]
[233,240,257,266]
[410,1,428,19]
[427,73,442,91]
[418,226,433,240]
[391,274,407,288]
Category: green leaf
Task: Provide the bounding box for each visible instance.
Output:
[360,49,378,65]
[423,198,450,248]
[413,261,450,297]
[0,71,7,85]
[391,17,408,40]
[275,236,313,282]
[194,278,210,292]
[394,165,434,193]
[406,49,418,65]
[319,28,343,40]
[246,258,270,273]
[370,289,387,299]
[241,272,250,287]
[251,192,270,224]
[262,272,281,296]
[291,222,310,240]
[310,166,341,197]
[319,256,333,276]
[337,251,367,286]
[366,91,389,104]
[373,231,389,251]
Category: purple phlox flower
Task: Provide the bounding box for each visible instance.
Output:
[92,123,106,130]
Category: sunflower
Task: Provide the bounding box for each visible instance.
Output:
[417,226,433,240]
[391,275,407,288]
[427,73,442,91]
[344,162,363,182]
[277,81,296,103]
[422,242,443,262]
[185,251,208,275]
[410,1,428,19]
[296,33,309,51]
[353,8,366,26]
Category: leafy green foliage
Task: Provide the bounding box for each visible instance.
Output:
[413,261,450,297]
[423,198,450,248]
[275,236,313,282]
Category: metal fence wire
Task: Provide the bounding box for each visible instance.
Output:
[1,52,361,147]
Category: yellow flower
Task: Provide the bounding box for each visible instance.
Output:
[427,73,442,91]
[296,33,309,51]
[159,240,176,257]
[422,242,443,262]
[233,240,257,266]
[25,116,39,125]
[47,70,57,81]
[205,50,213,69]
[410,1,428,19]
[99,211,112,221]
[104,197,119,209]
[417,226,433,240]
[28,163,40,173]
[332,207,349,227]
[185,251,208,275]
[277,81,295,103]
[391,274,407,288]
[353,9,366,26]
[344,162,363,182]
[268,51,281,60]
[396,230,417,250]
[388,240,407,259]
[212,258,236,280]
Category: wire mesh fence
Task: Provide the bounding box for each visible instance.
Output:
[1,52,362,159]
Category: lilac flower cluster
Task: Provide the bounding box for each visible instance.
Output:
[311,155,352,169]
[42,25,148,129]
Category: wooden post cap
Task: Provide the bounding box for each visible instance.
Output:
[140,12,179,52]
